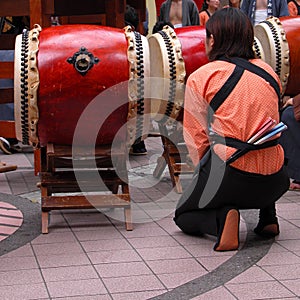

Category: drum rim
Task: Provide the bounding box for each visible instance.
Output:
[125,26,151,146]
[14,24,41,148]
[149,25,186,124]
[254,16,290,96]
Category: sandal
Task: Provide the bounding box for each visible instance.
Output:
[254,204,280,237]
[254,223,279,237]
[214,207,240,252]
[0,137,12,155]
[289,180,300,191]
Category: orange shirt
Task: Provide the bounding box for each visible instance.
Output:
[199,11,210,26]
[183,59,285,174]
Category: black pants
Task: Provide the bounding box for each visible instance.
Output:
[280,106,300,182]
[174,150,289,236]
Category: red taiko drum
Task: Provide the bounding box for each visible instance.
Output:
[149,16,300,125]
[148,25,208,123]
[14,24,150,148]
[254,16,300,96]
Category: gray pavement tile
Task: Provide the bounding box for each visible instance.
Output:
[0,146,300,300]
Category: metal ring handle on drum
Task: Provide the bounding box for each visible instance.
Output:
[67,47,100,76]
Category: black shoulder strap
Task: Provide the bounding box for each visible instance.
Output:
[208,65,244,126]
[208,56,281,127]
[220,56,281,100]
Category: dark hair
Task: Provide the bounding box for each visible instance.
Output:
[152,21,174,34]
[200,0,208,11]
[124,4,139,29]
[205,8,255,61]
[228,0,241,8]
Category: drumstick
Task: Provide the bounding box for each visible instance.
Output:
[226,119,283,165]
[254,122,287,145]
[247,117,276,143]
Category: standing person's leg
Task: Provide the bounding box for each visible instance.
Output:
[280,106,300,190]
[130,140,147,155]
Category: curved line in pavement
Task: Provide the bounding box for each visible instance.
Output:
[0,194,275,299]
[0,192,41,257]
[150,210,275,300]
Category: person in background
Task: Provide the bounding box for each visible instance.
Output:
[159,0,200,28]
[125,4,140,30]
[280,94,300,190]
[152,20,174,33]
[143,8,149,36]
[241,0,289,26]
[287,0,300,15]
[230,0,241,7]
[225,0,241,8]
[173,8,289,251]
[199,0,220,26]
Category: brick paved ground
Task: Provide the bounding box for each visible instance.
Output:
[0,138,300,299]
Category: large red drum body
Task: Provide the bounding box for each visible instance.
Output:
[282,17,300,95]
[175,26,208,78]
[14,24,150,147]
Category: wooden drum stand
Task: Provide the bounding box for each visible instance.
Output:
[39,143,132,233]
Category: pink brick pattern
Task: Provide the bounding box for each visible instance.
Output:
[0,138,300,300]
[0,201,23,242]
